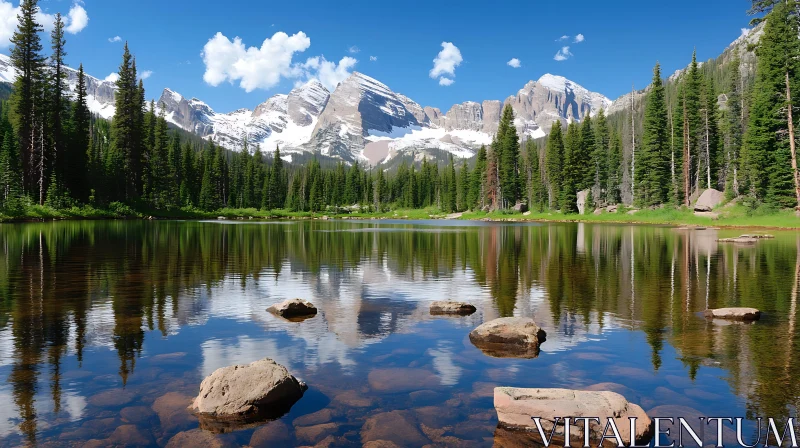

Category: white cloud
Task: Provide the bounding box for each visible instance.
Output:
[201,30,359,93]
[0,1,89,47]
[299,56,357,91]
[574,33,585,43]
[369,55,377,62]
[740,27,751,37]
[554,46,573,61]
[104,72,119,83]
[507,58,521,68]
[201,31,312,92]
[0,1,16,48]
[430,42,462,86]
[557,35,569,41]
[108,35,122,43]
[139,70,153,80]
[348,45,360,54]
[430,42,462,79]
[65,3,88,34]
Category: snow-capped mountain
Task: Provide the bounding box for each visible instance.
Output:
[160,71,610,164]
[0,53,117,119]
[1,51,611,164]
[157,79,331,153]
[0,54,15,85]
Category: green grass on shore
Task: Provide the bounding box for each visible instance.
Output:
[461,205,800,229]
[2,202,799,229]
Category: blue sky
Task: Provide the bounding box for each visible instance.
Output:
[1,0,754,112]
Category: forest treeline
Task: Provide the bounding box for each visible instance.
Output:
[0,0,798,217]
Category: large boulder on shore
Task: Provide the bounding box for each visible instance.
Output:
[494,387,653,447]
[704,307,761,321]
[430,301,476,316]
[468,317,546,358]
[191,358,306,430]
[694,189,724,212]
[267,298,317,320]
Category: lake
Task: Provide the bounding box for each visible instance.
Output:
[0,219,797,447]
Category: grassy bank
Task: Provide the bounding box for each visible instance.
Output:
[461,205,800,229]
[2,202,799,229]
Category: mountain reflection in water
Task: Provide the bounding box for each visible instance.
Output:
[0,220,797,446]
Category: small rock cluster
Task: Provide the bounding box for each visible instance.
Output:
[717,233,774,244]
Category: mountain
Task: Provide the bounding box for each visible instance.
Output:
[160,71,610,164]
[0,53,117,119]
[157,79,331,158]
[1,52,610,164]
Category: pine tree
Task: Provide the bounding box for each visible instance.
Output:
[345,162,362,204]
[470,145,487,209]
[526,139,546,212]
[701,76,720,190]
[0,130,22,211]
[578,114,594,190]
[593,108,610,198]
[49,13,67,194]
[373,167,387,210]
[10,0,46,200]
[684,50,703,198]
[545,121,565,209]
[561,122,581,213]
[446,155,457,212]
[111,43,144,200]
[744,0,800,208]
[607,130,623,204]
[637,62,669,207]
[69,65,90,201]
[405,164,417,208]
[266,146,285,209]
[486,141,500,210]
[149,107,169,207]
[497,104,520,207]
[457,158,469,211]
[724,50,744,198]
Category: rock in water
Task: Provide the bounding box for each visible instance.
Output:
[704,307,761,321]
[717,236,758,244]
[430,301,476,316]
[468,317,546,358]
[191,358,306,432]
[694,188,724,212]
[267,298,318,319]
[494,387,653,447]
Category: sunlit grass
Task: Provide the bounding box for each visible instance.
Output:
[2,202,798,229]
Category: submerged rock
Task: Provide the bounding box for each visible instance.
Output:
[191,358,306,432]
[165,429,226,448]
[361,410,429,446]
[717,236,758,244]
[739,233,774,239]
[429,301,476,316]
[704,307,761,321]
[468,317,546,358]
[267,298,318,320]
[494,387,653,447]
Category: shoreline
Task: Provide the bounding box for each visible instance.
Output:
[3,206,800,230]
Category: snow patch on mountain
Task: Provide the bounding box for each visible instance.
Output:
[0,53,118,119]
